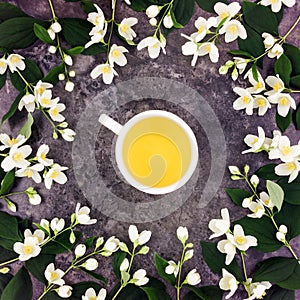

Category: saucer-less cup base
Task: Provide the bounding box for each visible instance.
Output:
[99,110,199,195]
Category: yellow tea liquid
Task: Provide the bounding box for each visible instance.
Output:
[122,117,192,188]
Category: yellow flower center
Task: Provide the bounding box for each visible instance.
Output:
[37,87,45,95]
[94,16,100,26]
[121,23,129,33]
[255,82,263,89]
[112,50,120,58]
[23,245,33,255]
[198,25,205,33]
[286,162,296,171]
[102,66,110,73]
[41,98,51,106]
[221,11,229,19]
[25,170,33,178]
[282,146,292,155]
[50,271,58,281]
[8,138,18,145]
[228,24,238,35]
[251,137,259,145]
[13,152,23,162]
[0,61,6,68]
[41,153,47,160]
[279,97,289,106]
[50,170,59,179]
[51,108,59,116]
[264,199,270,205]
[270,0,278,4]
[256,98,266,107]
[11,56,19,64]
[90,297,97,300]
[273,82,282,91]
[254,206,260,213]
[243,96,250,104]
[235,236,246,245]
[151,43,159,49]
[205,44,211,52]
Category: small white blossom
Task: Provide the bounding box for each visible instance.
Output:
[38,90,57,108]
[128,225,152,245]
[234,57,247,75]
[242,197,252,208]
[87,4,105,28]
[261,0,295,13]
[44,164,68,189]
[146,5,160,18]
[13,237,41,261]
[45,263,65,286]
[244,279,272,300]
[108,44,128,67]
[7,54,26,73]
[259,192,273,208]
[245,69,265,94]
[37,144,54,166]
[50,217,65,232]
[248,201,265,218]
[165,260,179,277]
[75,244,86,257]
[197,42,219,63]
[82,288,107,300]
[90,63,118,84]
[75,203,97,225]
[40,219,50,232]
[18,94,36,112]
[279,224,288,234]
[163,14,173,29]
[103,236,119,253]
[61,128,76,142]
[1,145,32,172]
[185,269,201,286]
[265,75,285,96]
[219,269,238,299]
[132,269,149,286]
[217,239,236,265]
[0,58,8,74]
[118,17,138,41]
[268,93,296,117]
[269,136,300,162]
[253,96,271,116]
[57,285,73,298]
[24,229,46,245]
[84,258,98,271]
[15,164,44,183]
[137,36,166,59]
[28,193,42,205]
[50,22,62,33]
[0,134,26,151]
[47,28,56,40]
[209,208,230,239]
[268,43,284,59]
[262,32,276,49]
[219,20,247,43]
[181,34,198,66]
[242,126,266,154]
[85,23,108,48]
[233,87,254,115]
[191,17,217,42]
[275,160,300,183]
[227,224,257,251]
[214,2,241,24]
[34,80,53,100]
[49,103,66,122]
[250,175,260,187]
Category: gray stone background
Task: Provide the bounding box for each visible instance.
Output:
[1,0,300,299]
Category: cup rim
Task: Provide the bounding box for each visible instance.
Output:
[115,110,198,194]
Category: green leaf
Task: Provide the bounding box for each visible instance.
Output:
[42,63,64,85]
[0,238,15,251]
[251,63,259,82]
[1,91,25,124]
[185,286,223,300]
[228,49,253,58]
[266,180,284,212]
[238,24,264,67]
[0,17,46,49]
[275,8,284,25]
[109,284,147,300]
[19,113,34,140]
[81,0,96,14]
[78,268,106,284]
[34,23,54,45]
[0,212,20,241]
[242,1,278,35]
[264,285,295,300]
[294,105,300,130]
[65,46,85,55]
[172,0,194,26]
[0,267,32,300]
[283,44,300,76]
[128,0,153,12]
[0,3,27,22]
[253,257,300,290]
[0,273,13,298]
[290,75,300,89]
[0,246,18,263]
[226,188,252,207]
[84,236,96,248]
[200,241,243,281]
[82,43,107,55]
[255,164,281,180]
[0,171,15,196]
[195,0,228,13]
[0,72,6,90]
[276,111,292,133]
[25,254,55,284]
[274,54,292,87]
[170,9,184,29]
[235,216,282,252]
[10,58,43,91]
[154,252,176,285]
[140,287,172,300]
[112,251,127,280]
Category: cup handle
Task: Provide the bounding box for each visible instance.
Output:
[98,114,123,135]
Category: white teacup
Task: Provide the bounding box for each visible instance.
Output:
[99,110,198,194]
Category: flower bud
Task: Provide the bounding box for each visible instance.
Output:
[146,5,160,18]
[219,65,229,75]
[6,199,16,212]
[120,258,129,272]
[138,245,150,255]
[279,224,288,234]
[0,267,10,274]
[185,269,201,286]
[75,244,86,257]
[276,231,285,242]
[244,165,250,174]
[65,81,74,92]
[51,22,62,33]
[95,237,104,249]
[177,226,188,244]
[58,73,65,81]
[184,249,194,261]
[48,45,57,54]
[84,258,98,271]
[231,67,239,81]
[250,175,260,187]
[149,17,157,26]
[61,128,76,142]
[242,198,252,208]
[163,15,173,29]
[64,55,73,66]
[228,166,240,175]
[69,70,76,77]
[57,285,72,298]
[28,193,42,205]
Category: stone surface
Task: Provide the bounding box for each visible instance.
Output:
[1,0,300,299]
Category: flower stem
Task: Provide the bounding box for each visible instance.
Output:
[106,0,117,60]
[0,191,27,199]
[154,0,174,37]
[282,15,300,41]
[176,245,186,300]
[0,257,18,267]
[16,70,34,93]
[39,108,57,131]
[112,284,125,300]
[47,0,57,21]
[241,252,251,297]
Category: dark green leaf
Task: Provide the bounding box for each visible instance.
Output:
[195,0,228,13]
[238,24,264,67]
[0,237,15,251]
[200,241,243,281]
[25,254,55,284]
[283,44,300,76]
[79,268,106,284]
[295,105,300,130]
[146,277,167,291]
[128,0,153,12]
[0,72,6,90]
[235,216,282,252]
[226,188,251,207]
[34,23,54,45]
[255,164,281,180]
[0,170,15,196]
[172,0,194,26]
[112,251,127,280]
[82,43,107,55]
[81,0,96,14]
[84,236,96,248]
[19,113,34,140]
[1,91,25,124]
[228,49,253,58]
[108,284,147,300]
[0,267,32,300]
[154,252,176,285]
[290,75,300,89]
[251,63,259,82]
[275,8,284,25]
[0,246,18,263]
[42,63,64,85]
[253,257,300,290]
[0,17,46,49]
[242,1,278,35]
[183,292,200,300]
[0,273,13,298]
[185,286,223,300]
[264,285,295,300]
[65,46,85,55]
[0,3,27,22]
[170,9,184,29]
[276,111,292,132]
[140,287,172,300]
[72,281,103,298]
[0,211,20,240]
[274,54,292,87]
[10,58,43,91]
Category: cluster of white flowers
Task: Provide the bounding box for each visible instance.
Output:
[145,5,174,29]
[261,0,295,13]
[0,53,26,74]
[0,137,68,189]
[181,2,247,65]
[243,127,300,182]
[233,72,296,117]
[208,208,269,299]
[86,4,138,84]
